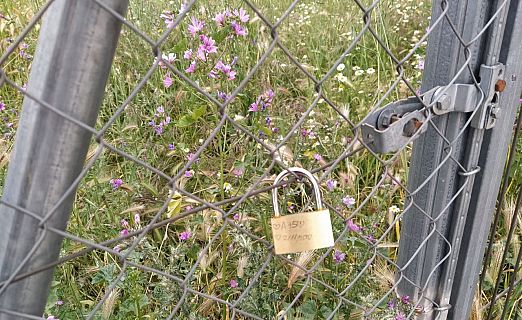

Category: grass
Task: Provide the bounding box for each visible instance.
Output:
[0,0,520,319]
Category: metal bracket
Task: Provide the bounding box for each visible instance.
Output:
[361,97,428,154]
[361,64,505,153]
[430,64,504,129]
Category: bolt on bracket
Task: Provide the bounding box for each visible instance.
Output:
[429,64,504,129]
[361,64,504,154]
[361,97,428,154]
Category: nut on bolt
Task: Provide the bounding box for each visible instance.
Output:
[435,94,451,111]
[494,79,506,92]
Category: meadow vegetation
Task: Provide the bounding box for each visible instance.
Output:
[0,0,520,319]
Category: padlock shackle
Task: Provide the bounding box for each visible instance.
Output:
[272,167,323,217]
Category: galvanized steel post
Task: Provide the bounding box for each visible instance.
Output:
[0,0,128,318]
[396,0,520,319]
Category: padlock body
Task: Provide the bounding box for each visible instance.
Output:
[271,209,334,254]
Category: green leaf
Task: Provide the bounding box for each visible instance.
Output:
[177,115,194,127]
[192,105,206,119]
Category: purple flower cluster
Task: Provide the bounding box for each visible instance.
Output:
[213,8,249,37]
[160,11,176,29]
[249,89,275,112]
[157,7,252,101]
[229,279,239,288]
[120,219,129,228]
[179,230,192,241]
[326,179,337,191]
[342,195,356,207]
[149,106,171,135]
[209,60,237,80]
[301,128,316,139]
[346,219,361,232]
[110,178,123,190]
[232,167,244,177]
[181,33,219,74]
[386,296,411,319]
[196,34,218,61]
[217,91,231,102]
[188,17,205,37]
[333,249,346,264]
[19,43,32,61]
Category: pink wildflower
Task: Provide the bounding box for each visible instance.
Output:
[183,49,193,60]
[160,11,175,29]
[159,53,176,68]
[179,230,192,241]
[229,279,239,288]
[200,35,218,53]
[347,219,361,232]
[249,101,259,112]
[163,74,173,88]
[333,250,346,264]
[232,168,244,177]
[120,219,129,228]
[196,35,218,61]
[120,229,129,236]
[343,195,356,207]
[188,17,205,37]
[326,179,337,191]
[0,102,5,111]
[214,60,236,80]
[185,61,197,73]
[231,22,247,36]
[187,152,199,163]
[214,11,227,26]
[209,69,219,79]
[110,178,123,190]
[234,8,250,23]
[217,91,231,102]
[134,213,140,225]
[196,46,207,61]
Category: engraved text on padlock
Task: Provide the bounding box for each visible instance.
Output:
[271,209,334,254]
[271,167,335,255]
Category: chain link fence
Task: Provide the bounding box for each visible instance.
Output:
[0,0,521,319]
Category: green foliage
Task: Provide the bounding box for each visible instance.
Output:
[3,0,519,319]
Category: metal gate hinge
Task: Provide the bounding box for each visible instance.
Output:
[361,64,505,154]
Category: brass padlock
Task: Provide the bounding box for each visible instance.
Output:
[271,167,334,254]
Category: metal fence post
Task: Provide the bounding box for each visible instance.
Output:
[396,0,517,318]
[449,1,522,319]
[0,0,128,318]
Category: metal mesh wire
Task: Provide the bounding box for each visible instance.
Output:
[0,0,517,319]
